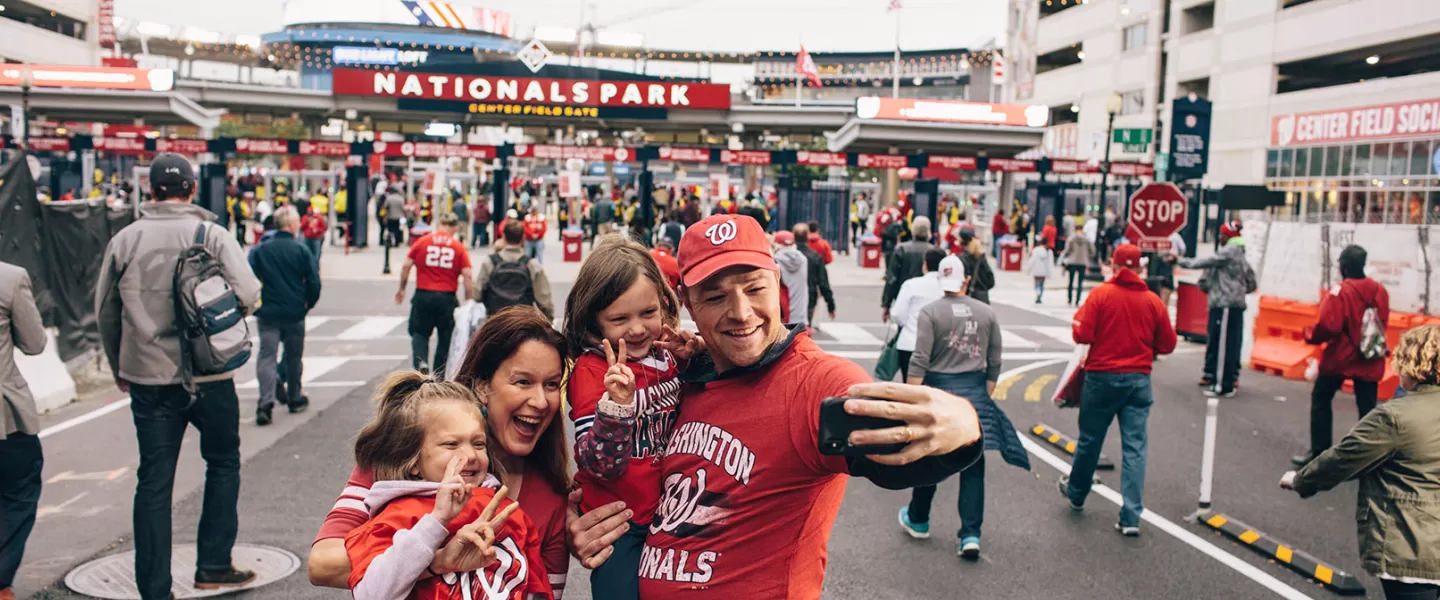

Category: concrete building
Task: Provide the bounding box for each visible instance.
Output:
[1015,0,1440,223]
[0,0,101,65]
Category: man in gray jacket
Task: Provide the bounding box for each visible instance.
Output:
[882,217,937,322]
[773,231,809,325]
[0,261,46,600]
[96,154,262,599]
[1170,220,1254,397]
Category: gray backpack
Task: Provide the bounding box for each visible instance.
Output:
[174,223,252,390]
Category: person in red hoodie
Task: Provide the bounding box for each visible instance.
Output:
[649,240,681,293]
[1059,244,1176,537]
[991,209,1010,261]
[805,220,834,265]
[1292,245,1390,467]
[1040,215,1057,253]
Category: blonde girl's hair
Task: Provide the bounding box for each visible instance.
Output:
[1392,325,1440,386]
[561,233,681,358]
[354,370,486,482]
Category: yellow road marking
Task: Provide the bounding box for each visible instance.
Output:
[1024,374,1057,402]
[1315,565,1333,584]
[1275,546,1293,563]
[1239,530,1261,544]
[1065,441,1076,453]
[1048,434,1061,443]
[1032,425,1046,435]
[1206,515,1228,527]
[993,375,1021,400]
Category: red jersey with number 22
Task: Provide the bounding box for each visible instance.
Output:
[408,233,471,293]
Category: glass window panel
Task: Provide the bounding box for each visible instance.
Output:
[1338,145,1353,177]
[1428,191,1440,225]
[1323,146,1340,177]
[1353,144,1371,177]
[1294,148,1310,178]
[1308,148,1324,176]
[1390,142,1410,176]
[1267,150,1280,178]
[1412,140,1433,177]
[1371,143,1391,178]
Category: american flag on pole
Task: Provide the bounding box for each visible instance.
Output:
[796,46,822,87]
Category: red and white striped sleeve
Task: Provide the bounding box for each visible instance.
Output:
[315,466,376,543]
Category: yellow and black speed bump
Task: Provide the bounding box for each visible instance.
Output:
[1200,513,1366,595]
[1030,423,1114,470]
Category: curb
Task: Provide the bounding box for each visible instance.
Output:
[1199,513,1366,595]
[1030,423,1115,470]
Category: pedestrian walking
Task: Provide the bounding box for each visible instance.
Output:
[0,261,47,600]
[382,188,406,248]
[898,254,1030,559]
[773,231,810,325]
[299,204,327,267]
[1291,245,1390,467]
[475,220,556,320]
[451,194,470,245]
[96,154,262,598]
[524,205,548,263]
[1281,324,1440,600]
[851,194,871,251]
[472,197,491,248]
[889,249,947,380]
[1170,220,1256,397]
[882,217,937,322]
[1060,223,1095,306]
[795,223,837,323]
[991,209,1010,261]
[1028,235,1054,304]
[954,226,995,305]
[806,220,834,265]
[1058,244,1177,537]
[1040,215,1057,254]
[650,239,681,293]
[395,212,473,377]
[247,205,321,426]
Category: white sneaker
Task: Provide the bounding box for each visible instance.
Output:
[1115,523,1140,537]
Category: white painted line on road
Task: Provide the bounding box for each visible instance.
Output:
[814,323,884,345]
[39,398,131,439]
[826,350,1074,361]
[336,316,406,340]
[1001,329,1039,349]
[305,316,332,331]
[1029,326,1077,345]
[1018,416,1316,600]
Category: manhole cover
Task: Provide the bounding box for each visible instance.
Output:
[65,543,300,599]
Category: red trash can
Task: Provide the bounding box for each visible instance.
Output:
[860,238,882,269]
[1000,241,1024,272]
[563,230,584,262]
[1175,281,1209,343]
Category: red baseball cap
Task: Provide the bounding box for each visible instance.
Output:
[678,214,777,287]
[1113,244,1143,269]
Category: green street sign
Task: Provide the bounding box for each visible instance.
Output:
[1123,143,1148,153]
[1112,128,1154,144]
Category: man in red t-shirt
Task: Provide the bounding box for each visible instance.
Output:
[395,212,472,377]
[523,205,548,264]
[625,214,983,599]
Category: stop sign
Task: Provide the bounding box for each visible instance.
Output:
[1124,183,1188,252]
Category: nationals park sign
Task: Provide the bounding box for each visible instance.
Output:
[331,68,731,111]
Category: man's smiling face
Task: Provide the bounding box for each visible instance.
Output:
[684,266,785,373]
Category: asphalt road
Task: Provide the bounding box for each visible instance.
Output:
[16,278,1381,599]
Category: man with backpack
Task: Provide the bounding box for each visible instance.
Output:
[1170,220,1257,398]
[395,212,472,377]
[477,220,555,320]
[96,153,262,599]
[248,205,321,426]
[1292,245,1390,467]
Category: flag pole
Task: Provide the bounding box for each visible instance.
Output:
[796,39,803,108]
[891,6,901,98]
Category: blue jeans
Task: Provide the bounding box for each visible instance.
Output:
[590,520,645,599]
[303,237,322,267]
[130,381,242,599]
[524,240,544,264]
[0,433,42,590]
[907,454,986,539]
[1066,371,1153,527]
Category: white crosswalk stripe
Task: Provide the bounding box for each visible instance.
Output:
[335,316,406,340]
[813,322,885,345]
[1001,328,1039,349]
[236,355,407,389]
[1028,326,1076,345]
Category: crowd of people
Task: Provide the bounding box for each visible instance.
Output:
[2,154,1438,600]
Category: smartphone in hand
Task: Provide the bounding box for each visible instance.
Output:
[818,396,906,456]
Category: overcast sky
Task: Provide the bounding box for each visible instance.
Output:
[114,0,1007,53]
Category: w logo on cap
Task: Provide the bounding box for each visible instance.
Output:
[705,220,738,246]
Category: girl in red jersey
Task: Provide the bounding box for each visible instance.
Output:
[345,371,552,600]
[562,234,703,600]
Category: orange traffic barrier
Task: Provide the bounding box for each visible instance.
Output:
[1250,296,1322,380]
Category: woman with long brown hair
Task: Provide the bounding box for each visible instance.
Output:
[308,306,608,598]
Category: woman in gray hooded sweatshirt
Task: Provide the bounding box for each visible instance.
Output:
[773,231,810,325]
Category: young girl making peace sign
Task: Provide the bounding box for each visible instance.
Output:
[345,371,553,600]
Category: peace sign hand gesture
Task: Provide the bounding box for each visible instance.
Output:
[602,339,636,406]
[656,325,706,362]
[430,485,522,576]
[430,456,474,525]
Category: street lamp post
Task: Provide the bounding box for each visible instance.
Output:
[1089,93,1124,279]
[19,67,33,151]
